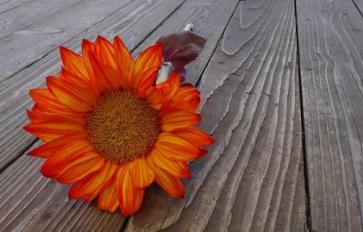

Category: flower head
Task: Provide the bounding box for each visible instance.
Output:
[24,36,214,216]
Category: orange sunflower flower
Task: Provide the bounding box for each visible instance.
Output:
[24,36,214,216]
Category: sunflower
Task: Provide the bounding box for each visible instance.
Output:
[24,36,214,216]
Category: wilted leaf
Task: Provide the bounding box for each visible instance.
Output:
[157,31,206,82]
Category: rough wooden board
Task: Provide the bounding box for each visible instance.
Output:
[126,0,306,231]
[296,0,363,231]
[0,0,36,14]
[0,0,185,170]
[0,0,132,78]
[0,0,85,39]
[353,0,363,15]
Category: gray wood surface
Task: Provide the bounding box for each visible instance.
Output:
[126,0,306,231]
[0,0,84,39]
[296,0,363,231]
[2,0,363,230]
[353,0,363,15]
[0,0,36,14]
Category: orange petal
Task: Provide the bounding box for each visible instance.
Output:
[94,36,116,68]
[129,158,155,189]
[27,109,85,124]
[150,164,185,198]
[156,71,180,99]
[47,77,95,112]
[40,139,93,178]
[116,167,145,216]
[98,179,119,213]
[24,120,85,142]
[172,85,200,102]
[69,160,118,202]
[148,149,190,179]
[172,128,214,147]
[24,119,85,142]
[60,46,88,79]
[29,88,71,113]
[88,51,119,91]
[160,98,200,116]
[114,36,133,89]
[60,68,94,90]
[56,152,105,184]
[28,134,87,158]
[155,132,204,161]
[133,44,162,88]
[161,111,200,131]
[136,67,159,95]
[160,86,200,115]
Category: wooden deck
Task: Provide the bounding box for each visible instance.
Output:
[0,0,363,231]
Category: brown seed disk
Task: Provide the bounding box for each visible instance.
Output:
[87,90,160,164]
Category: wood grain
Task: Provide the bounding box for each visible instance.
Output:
[0,0,85,39]
[352,0,363,15]
[0,0,132,78]
[0,0,36,14]
[0,0,185,170]
[296,0,363,231]
[125,0,306,231]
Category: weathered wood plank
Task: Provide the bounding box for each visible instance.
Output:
[352,0,363,15]
[296,0,363,231]
[0,0,185,170]
[0,0,36,14]
[0,0,85,39]
[0,0,132,78]
[125,0,306,231]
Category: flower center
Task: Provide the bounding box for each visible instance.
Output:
[87,90,160,164]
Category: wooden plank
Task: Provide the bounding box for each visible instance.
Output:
[0,0,185,170]
[125,0,306,231]
[0,0,36,14]
[0,0,85,39]
[353,0,363,15]
[0,0,132,78]
[296,0,363,231]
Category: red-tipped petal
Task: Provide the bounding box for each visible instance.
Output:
[129,158,155,189]
[151,165,185,198]
[47,77,95,112]
[133,44,162,87]
[161,111,200,131]
[28,134,87,158]
[172,128,214,147]
[155,132,204,161]
[69,160,118,202]
[39,138,92,172]
[116,167,145,216]
[94,36,116,68]
[149,149,191,179]
[98,179,119,213]
[114,36,133,89]
[56,152,105,183]
[60,46,88,79]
